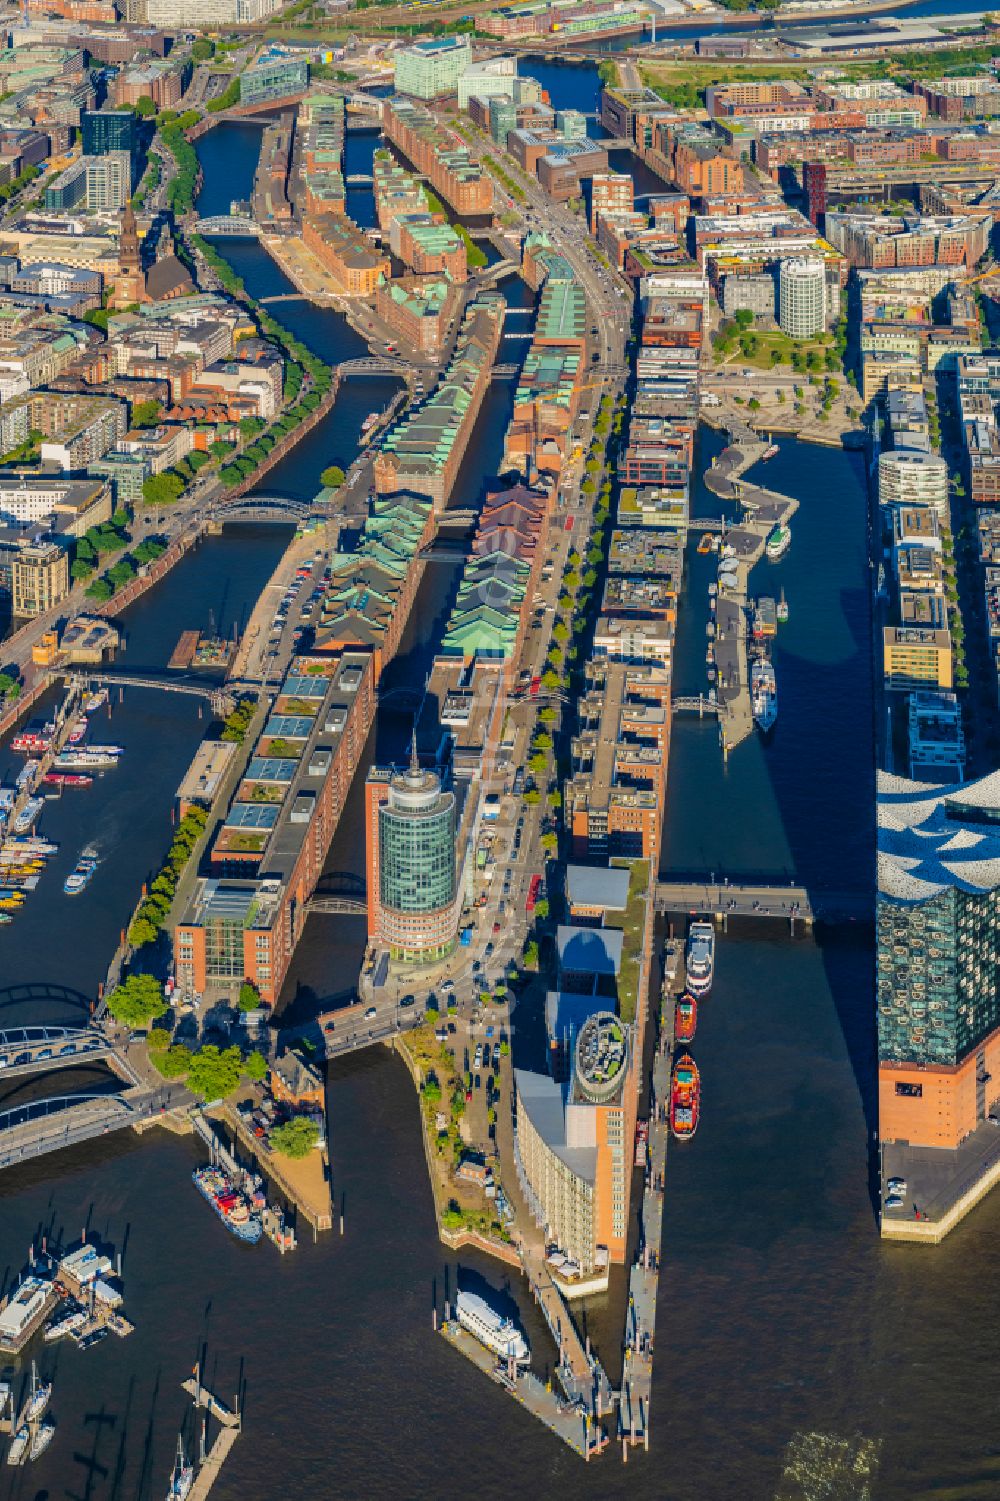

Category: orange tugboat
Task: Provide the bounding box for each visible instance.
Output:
[670,1054,700,1140]
[675,993,697,1045]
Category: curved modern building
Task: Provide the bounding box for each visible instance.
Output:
[366,746,458,964]
[878,449,949,521]
[778,257,826,339]
[877,770,1000,1150]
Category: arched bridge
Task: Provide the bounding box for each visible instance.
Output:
[0,1025,110,1079]
[208,494,314,523]
[335,356,411,380]
[305,896,367,915]
[194,214,262,236]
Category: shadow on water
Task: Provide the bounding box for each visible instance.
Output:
[665,430,877,1147]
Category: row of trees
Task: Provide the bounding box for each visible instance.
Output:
[82,536,167,602]
[159,113,202,216]
[127,806,208,948]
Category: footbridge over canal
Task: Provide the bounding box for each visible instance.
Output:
[654,880,870,931]
[60,670,236,717]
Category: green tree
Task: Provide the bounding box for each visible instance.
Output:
[132,96,157,117]
[270,1116,320,1158]
[131,399,162,428]
[148,1026,171,1051]
[245,1050,267,1082]
[107,973,167,1028]
[320,464,345,488]
[533,898,549,921]
[0,671,19,700]
[154,1043,192,1079]
[522,939,539,968]
[128,912,159,948]
[422,1078,442,1105]
[239,980,261,1012]
[71,558,94,581]
[142,472,185,507]
[187,1044,244,1100]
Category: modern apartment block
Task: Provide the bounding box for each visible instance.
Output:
[778,256,826,338]
[514,1008,635,1286]
[565,658,671,861]
[394,36,472,99]
[878,449,949,521]
[239,54,309,107]
[11,539,68,617]
[174,650,377,1006]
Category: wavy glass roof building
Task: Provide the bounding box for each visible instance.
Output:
[878,769,1000,1149]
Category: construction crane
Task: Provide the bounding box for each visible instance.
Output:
[961,263,1000,289]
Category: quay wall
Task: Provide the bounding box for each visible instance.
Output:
[880,1155,1000,1244]
[391,1035,519,1269]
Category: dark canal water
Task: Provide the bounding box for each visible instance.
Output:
[0,108,998,1501]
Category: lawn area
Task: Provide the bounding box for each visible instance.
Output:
[714,327,840,373]
[606,858,650,1025]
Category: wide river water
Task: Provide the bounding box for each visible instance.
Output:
[0,94,998,1501]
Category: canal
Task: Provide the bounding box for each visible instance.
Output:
[1,92,998,1501]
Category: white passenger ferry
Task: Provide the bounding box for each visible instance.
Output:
[456,1290,529,1366]
[685,921,716,998]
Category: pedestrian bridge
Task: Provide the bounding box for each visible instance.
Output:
[63,670,235,717]
[653,880,871,929]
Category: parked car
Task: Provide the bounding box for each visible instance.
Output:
[364,1006,377,1020]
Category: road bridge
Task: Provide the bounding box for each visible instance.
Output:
[336,355,411,380]
[194,214,261,236]
[653,880,870,930]
[208,494,312,523]
[672,695,721,716]
[0,1025,111,1080]
[0,1085,182,1171]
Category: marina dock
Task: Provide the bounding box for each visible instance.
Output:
[703,431,799,756]
[437,1317,609,1461]
[619,959,677,1455]
[181,1374,241,1501]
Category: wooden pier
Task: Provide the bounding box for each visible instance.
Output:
[700,429,799,757]
[437,1317,610,1461]
[181,1373,241,1501]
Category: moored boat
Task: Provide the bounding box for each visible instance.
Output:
[685,920,715,998]
[167,1434,194,1500]
[752,658,777,734]
[6,1424,29,1466]
[24,1362,50,1423]
[28,1421,55,1462]
[455,1289,529,1366]
[670,1053,701,1140]
[192,1166,263,1244]
[12,798,43,835]
[777,588,789,623]
[766,524,791,561]
[675,993,697,1044]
